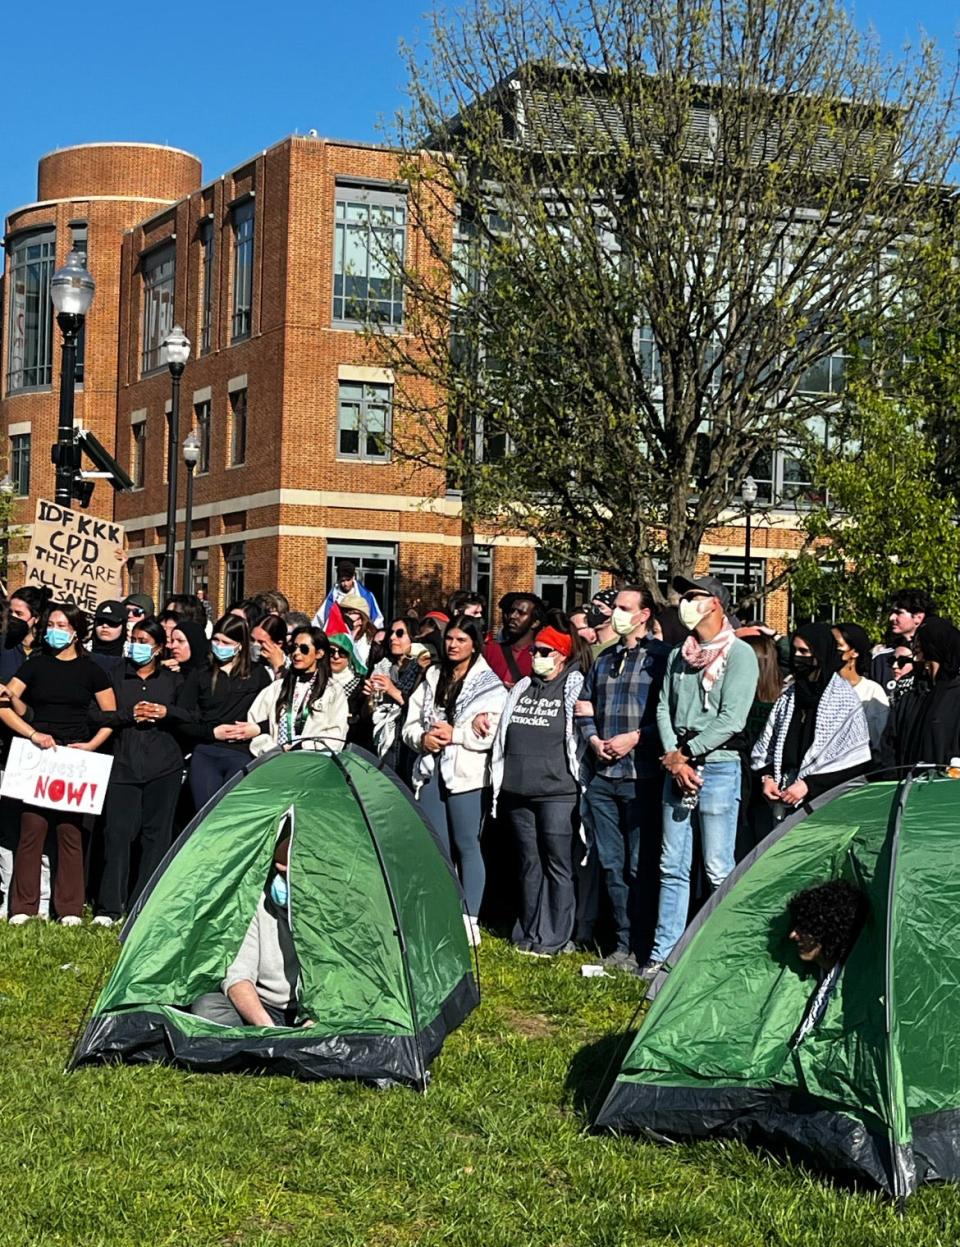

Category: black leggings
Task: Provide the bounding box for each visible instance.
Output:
[188,743,250,811]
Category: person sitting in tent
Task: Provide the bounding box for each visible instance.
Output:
[786,878,867,1047]
[189,835,308,1028]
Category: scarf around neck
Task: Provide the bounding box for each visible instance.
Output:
[681,622,736,708]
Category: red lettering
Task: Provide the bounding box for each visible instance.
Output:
[66,781,87,807]
[34,776,48,799]
[88,784,97,808]
[48,779,65,802]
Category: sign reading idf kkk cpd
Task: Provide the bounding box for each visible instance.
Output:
[1,738,113,816]
[24,500,125,614]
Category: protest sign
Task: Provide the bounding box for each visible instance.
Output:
[23,499,125,613]
[1,738,113,816]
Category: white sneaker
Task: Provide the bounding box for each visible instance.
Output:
[91,915,117,927]
[463,915,481,948]
[8,913,31,926]
[59,915,82,927]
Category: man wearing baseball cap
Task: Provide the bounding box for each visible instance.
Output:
[586,587,619,660]
[90,600,127,674]
[643,573,759,980]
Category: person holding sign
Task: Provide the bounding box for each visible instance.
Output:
[90,616,190,925]
[0,604,116,925]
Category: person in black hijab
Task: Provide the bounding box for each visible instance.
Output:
[780,623,840,782]
[164,619,208,677]
[880,617,960,771]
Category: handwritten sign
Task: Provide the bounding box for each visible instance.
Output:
[1,738,113,815]
[24,499,125,614]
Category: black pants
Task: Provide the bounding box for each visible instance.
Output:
[503,793,578,954]
[97,772,182,919]
[189,743,249,811]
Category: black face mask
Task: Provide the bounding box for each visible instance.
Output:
[791,654,817,678]
[4,617,29,648]
[585,607,608,629]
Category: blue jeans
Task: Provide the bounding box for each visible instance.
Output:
[582,774,660,956]
[651,759,741,963]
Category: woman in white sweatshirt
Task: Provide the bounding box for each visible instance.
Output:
[402,615,506,941]
[247,626,348,756]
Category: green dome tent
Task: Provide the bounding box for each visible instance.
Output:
[71,748,478,1088]
[594,774,960,1197]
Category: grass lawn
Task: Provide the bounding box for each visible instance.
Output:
[3,925,960,1246]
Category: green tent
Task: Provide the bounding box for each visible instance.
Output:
[71,747,478,1087]
[594,774,960,1197]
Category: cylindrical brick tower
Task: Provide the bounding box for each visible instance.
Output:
[0,142,202,580]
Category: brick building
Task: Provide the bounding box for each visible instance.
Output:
[1,135,803,627]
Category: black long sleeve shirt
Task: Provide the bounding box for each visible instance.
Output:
[177,664,272,751]
[92,662,188,783]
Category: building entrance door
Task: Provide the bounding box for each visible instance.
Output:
[325,541,397,623]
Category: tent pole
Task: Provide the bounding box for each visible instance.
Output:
[883,772,913,1201]
[330,753,430,1092]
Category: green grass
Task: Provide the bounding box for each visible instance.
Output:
[3,927,960,1246]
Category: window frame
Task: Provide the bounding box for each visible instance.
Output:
[200,218,215,355]
[194,399,211,475]
[228,388,247,467]
[131,422,146,489]
[140,243,176,376]
[332,184,406,328]
[6,228,56,393]
[231,200,254,343]
[10,432,31,497]
[336,380,392,462]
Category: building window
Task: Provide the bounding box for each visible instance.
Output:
[337,381,391,461]
[709,556,765,619]
[6,229,56,391]
[333,186,405,326]
[141,245,176,375]
[229,388,247,466]
[189,552,209,598]
[10,434,31,497]
[127,558,145,597]
[71,223,88,384]
[200,219,215,354]
[132,422,146,489]
[194,400,211,474]
[225,542,245,603]
[471,544,492,607]
[231,200,254,341]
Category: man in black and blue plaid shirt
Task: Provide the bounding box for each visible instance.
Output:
[576,585,670,973]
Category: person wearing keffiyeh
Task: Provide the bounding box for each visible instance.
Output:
[647,575,760,979]
[247,626,348,756]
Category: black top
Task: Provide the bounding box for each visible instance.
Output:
[92,662,187,783]
[15,652,111,745]
[177,663,272,752]
[502,670,577,798]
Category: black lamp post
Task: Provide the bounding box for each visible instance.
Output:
[741,475,758,620]
[50,252,95,507]
[0,474,14,587]
[181,429,201,593]
[161,325,191,601]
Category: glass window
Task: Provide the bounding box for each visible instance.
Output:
[189,553,209,597]
[333,187,405,326]
[141,245,176,375]
[231,200,254,341]
[131,422,146,489]
[10,433,30,497]
[472,544,492,607]
[70,224,88,384]
[229,389,247,466]
[127,558,145,597]
[337,381,391,461]
[194,400,211,474]
[225,542,245,603]
[6,229,56,391]
[709,556,764,617]
[200,219,215,354]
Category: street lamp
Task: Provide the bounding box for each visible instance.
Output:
[741,475,759,621]
[0,474,14,586]
[161,325,191,601]
[50,251,95,506]
[181,429,201,593]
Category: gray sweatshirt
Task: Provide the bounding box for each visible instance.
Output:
[222,893,300,1008]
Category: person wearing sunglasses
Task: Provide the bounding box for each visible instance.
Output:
[888,644,916,701]
[367,616,428,786]
[247,626,347,755]
[122,594,155,640]
[327,631,372,747]
[490,625,587,956]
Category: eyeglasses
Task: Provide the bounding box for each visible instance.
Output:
[532,646,556,658]
[126,607,145,618]
[292,643,315,657]
[329,647,348,659]
[391,628,408,638]
[892,656,914,668]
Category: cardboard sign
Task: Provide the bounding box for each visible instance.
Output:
[1,738,113,815]
[24,499,126,614]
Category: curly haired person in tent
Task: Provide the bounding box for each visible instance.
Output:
[787,878,867,1047]
[190,835,310,1028]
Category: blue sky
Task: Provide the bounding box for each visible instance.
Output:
[2,0,958,215]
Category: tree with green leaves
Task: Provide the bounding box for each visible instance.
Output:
[373,0,960,591]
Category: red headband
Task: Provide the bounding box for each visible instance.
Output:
[536,625,573,658]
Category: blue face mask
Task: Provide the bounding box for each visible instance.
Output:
[270,874,288,908]
[45,627,74,651]
[212,642,238,663]
[130,642,155,666]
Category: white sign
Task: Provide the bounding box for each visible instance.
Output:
[1,738,113,815]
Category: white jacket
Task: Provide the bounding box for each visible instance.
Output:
[247,678,348,757]
[402,657,506,795]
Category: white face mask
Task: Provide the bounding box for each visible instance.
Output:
[611,607,637,637]
[679,597,711,629]
[532,654,557,678]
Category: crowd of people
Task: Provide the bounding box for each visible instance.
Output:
[0,559,951,978]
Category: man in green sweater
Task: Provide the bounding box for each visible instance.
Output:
[642,575,759,979]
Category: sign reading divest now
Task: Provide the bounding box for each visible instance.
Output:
[24,500,126,613]
[1,738,113,815]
